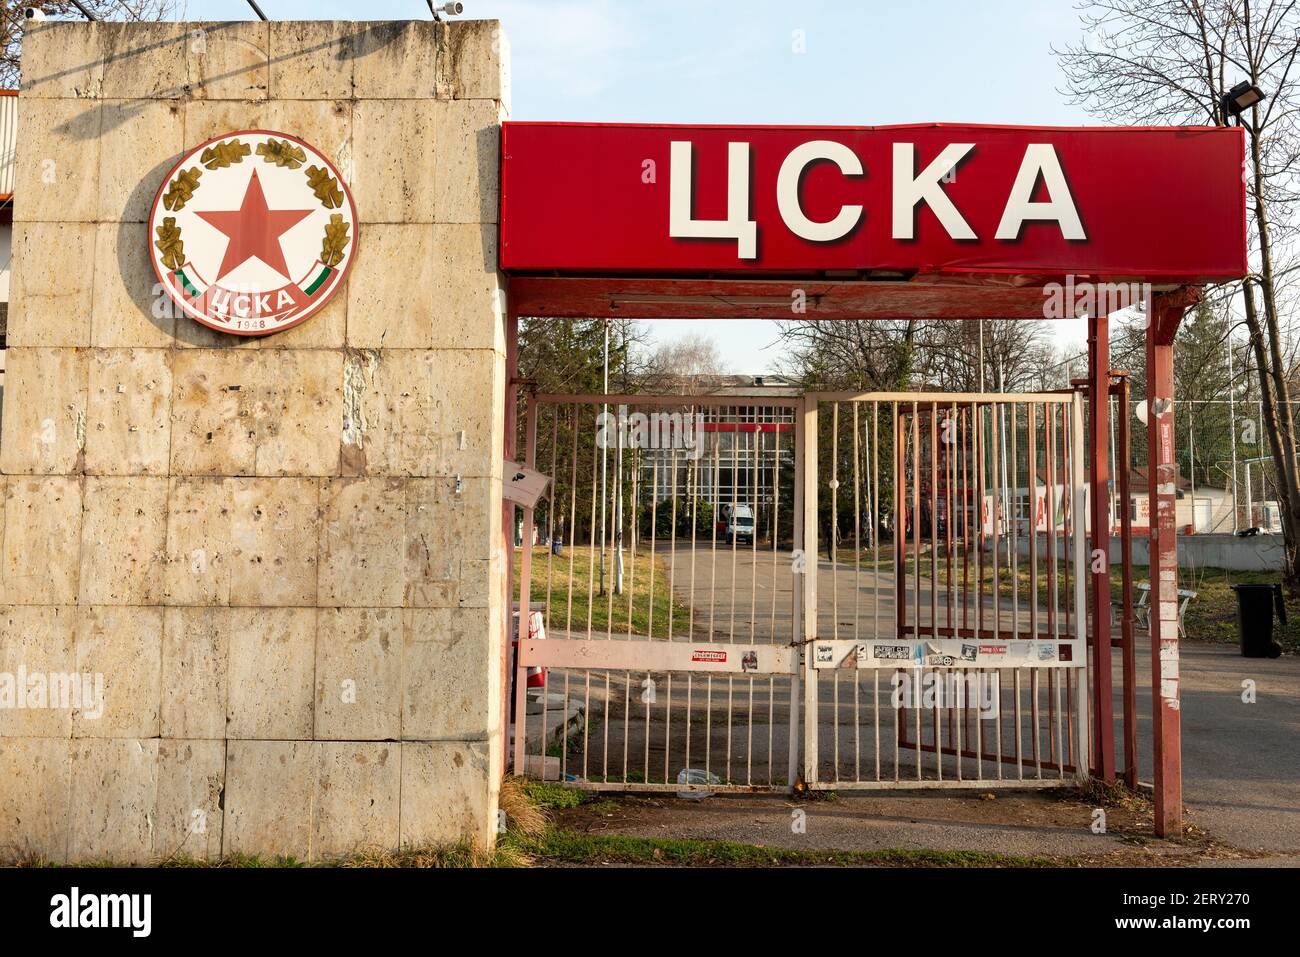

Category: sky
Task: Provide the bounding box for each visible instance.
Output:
[184,0,1095,372]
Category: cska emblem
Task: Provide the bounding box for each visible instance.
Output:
[149,130,358,336]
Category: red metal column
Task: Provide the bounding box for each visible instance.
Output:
[1147,293,1191,836]
[1114,375,1138,789]
[1088,313,1115,781]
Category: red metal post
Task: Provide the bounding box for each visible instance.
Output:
[1088,314,1116,781]
[1114,374,1138,789]
[1147,293,1191,836]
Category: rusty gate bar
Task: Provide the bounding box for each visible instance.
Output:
[802,391,1090,790]
[512,393,803,792]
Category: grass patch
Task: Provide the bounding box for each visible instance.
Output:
[518,830,1057,868]
[1173,567,1299,652]
[514,545,693,639]
[521,778,587,810]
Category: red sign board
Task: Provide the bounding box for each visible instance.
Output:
[500,123,1247,282]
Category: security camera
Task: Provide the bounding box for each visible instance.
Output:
[428,1,465,19]
[24,7,48,20]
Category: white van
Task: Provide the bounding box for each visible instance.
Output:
[716,503,756,545]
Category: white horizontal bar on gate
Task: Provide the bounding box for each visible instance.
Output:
[519,639,798,675]
[809,638,1085,670]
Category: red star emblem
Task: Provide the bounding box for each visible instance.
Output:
[195,169,313,282]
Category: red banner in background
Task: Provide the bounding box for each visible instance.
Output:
[500,122,1247,282]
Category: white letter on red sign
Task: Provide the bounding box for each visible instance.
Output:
[891,143,975,240]
[995,144,1086,240]
[669,141,758,260]
[776,141,864,242]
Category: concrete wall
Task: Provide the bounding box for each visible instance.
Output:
[1116,533,1286,572]
[0,19,508,863]
[1013,533,1285,571]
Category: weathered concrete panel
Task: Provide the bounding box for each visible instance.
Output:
[399,741,495,849]
[68,738,160,864]
[346,224,436,347]
[73,605,163,738]
[403,606,496,740]
[155,739,226,861]
[313,742,400,857]
[20,21,105,98]
[0,738,72,864]
[222,740,314,859]
[187,21,271,101]
[0,606,77,738]
[85,348,173,475]
[0,347,89,474]
[317,478,406,606]
[1,478,83,606]
[13,99,101,223]
[268,21,356,100]
[352,21,439,99]
[6,224,96,347]
[315,607,403,741]
[160,608,229,740]
[98,100,185,224]
[433,99,501,224]
[224,607,316,739]
[78,477,168,605]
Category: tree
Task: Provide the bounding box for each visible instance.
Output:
[640,332,728,393]
[775,318,918,390]
[2,2,183,90]
[1058,0,1300,585]
[917,319,1064,392]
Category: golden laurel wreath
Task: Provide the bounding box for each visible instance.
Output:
[154,137,352,276]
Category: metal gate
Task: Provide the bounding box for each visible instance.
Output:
[511,393,804,792]
[511,390,1090,793]
[801,392,1090,789]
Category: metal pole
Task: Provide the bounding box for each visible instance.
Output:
[1147,294,1185,837]
[1087,313,1115,781]
[1228,337,1239,532]
[599,320,609,596]
[1116,375,1138,789]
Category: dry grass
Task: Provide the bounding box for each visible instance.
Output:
[514,544,693,638]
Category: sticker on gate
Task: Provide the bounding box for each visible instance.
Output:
[691,650,727,665]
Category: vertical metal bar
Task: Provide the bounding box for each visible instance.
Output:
[929,404,940,780]
[512,395,539,778]
[872,402,881,781]
[1117,377,1138,790]
[894,402,902,781]
[1029,404,1039,642]
[801,396,820,787]
[789,406,803,788]
[1011,403,1019,638]
[1071,393,1091,779]
[1147,297,1184,835]
[832,403,841,781]
[854,402,863,782]
[1089,315,1115,780]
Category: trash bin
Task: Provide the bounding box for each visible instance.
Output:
[1231,583,1286,659]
